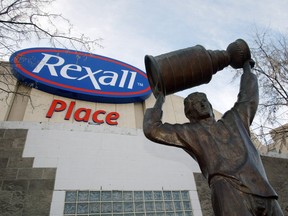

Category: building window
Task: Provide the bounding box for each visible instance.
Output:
[64,190,193,215]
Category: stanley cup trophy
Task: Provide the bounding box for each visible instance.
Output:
[144,39,251,97]
[143,39,284,216]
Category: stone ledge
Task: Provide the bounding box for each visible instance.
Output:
[28,179,55,191]
[0,149,23,158]
[7,157,34,168]
[16,167,57,180]
[42,168,57,179]
[2,180,29,191]
[0,158,9,168]
[3,129,28,139]
[0,168,18,180]
[0,138,27,150]
[17,168,45,180]
[0,129,5,138]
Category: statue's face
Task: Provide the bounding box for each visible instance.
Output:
[184,93,214,121]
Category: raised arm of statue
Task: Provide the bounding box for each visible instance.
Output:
[143,95,189,149]
[153,93,165,110]
[233,60,259,126]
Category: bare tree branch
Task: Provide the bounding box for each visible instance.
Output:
[0,0,103,115]
[250,29,288,145]
[0,0,103,60]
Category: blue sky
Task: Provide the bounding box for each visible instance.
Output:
[39,0,288,114]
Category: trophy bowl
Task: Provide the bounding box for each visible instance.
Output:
[226,39,251,69]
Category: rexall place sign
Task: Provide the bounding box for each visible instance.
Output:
[10,48,151,103]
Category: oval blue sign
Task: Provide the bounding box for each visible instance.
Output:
[9,48,151,103]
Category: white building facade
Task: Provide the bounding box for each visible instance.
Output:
[1,57,224,215]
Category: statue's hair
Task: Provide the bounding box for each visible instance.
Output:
[184,92,215,119]
[184,92,207,104]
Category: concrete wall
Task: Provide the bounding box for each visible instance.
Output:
[0,128,56,216]
[0,64,222,216]
[0,122,203,216]
[2,123,287,216]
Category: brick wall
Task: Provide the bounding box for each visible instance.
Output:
[0,129,56,216]
[194,155,288,215]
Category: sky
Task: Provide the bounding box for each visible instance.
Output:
[26,0,288,114]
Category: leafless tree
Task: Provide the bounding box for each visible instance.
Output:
[0,0,102,59]
[0,0,102,105]
[250,30,288,145]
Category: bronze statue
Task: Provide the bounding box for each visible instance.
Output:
[143,40,284,216]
